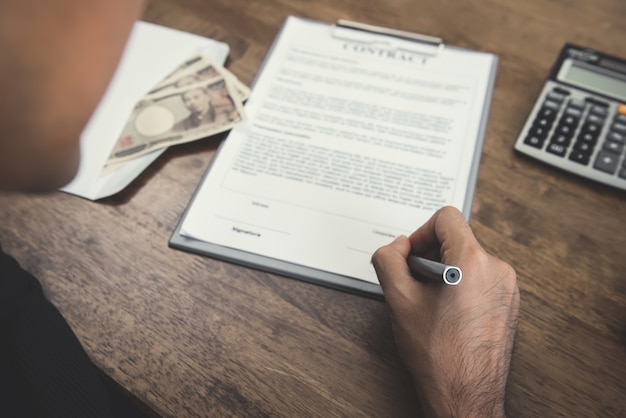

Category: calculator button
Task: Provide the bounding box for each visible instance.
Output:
[607,131,625,143]
[613,115,626,123]
[586,114,605,125]
[581,122,601,135]
[568,98,586,109]
[578,131,598,143]
[556,124,575,137]
[550,134,572,146]
[620,159,626,179]
[546,91,567,102]
[564,107,583,118]
[612,122,626,134]
[615,113,626,124]
[533,117,552,128]
[603,140,625,154]
[569,150,591,165]
[560,115,579,126]
[529,125,550,140]
[552,87,571,96]
[585,97,609,108]
[593,150,620,174]
[573,141,594,153]
[546,143,567,157]
[524,135,544,148]
[589,106,609,118]
[537,107,558,120]
[618,103,626,115]
[543,100,562,111]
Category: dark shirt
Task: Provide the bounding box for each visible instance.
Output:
[0,245,149,417]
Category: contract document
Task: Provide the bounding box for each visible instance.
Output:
[170,17,498,297]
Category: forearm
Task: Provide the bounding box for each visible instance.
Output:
[0,0,145,191]
[415,372,508,418]
[409,339,512,417]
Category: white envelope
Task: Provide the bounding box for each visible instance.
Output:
[61,21,229,200]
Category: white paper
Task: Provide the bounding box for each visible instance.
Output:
[181,17,496,284]
[61,21,229,200]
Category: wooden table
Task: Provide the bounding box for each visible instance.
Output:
[1,0,625,416]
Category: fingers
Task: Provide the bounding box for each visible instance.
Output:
[372,235,420,300]
[409,206,481,263]
[372,206,487,307]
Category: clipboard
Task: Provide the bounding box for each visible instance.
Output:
[169,16,498,299]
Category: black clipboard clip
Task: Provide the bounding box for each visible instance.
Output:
[332,19,444,57]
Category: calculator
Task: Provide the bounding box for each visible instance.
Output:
[514,44,626,190]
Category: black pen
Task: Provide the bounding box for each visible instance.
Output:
[407,256,463,285]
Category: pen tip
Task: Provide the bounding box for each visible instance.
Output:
[444,267,462,285]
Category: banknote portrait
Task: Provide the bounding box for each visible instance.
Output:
[108,77,244,163]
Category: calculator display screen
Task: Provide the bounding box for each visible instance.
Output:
[563,63,626,101]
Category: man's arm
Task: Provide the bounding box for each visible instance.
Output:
[0,0,144,192]
[372,206,520,417]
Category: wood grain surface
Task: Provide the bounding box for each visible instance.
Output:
[1,0,625,417]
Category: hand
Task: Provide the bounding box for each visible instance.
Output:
[372,206,519,418]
